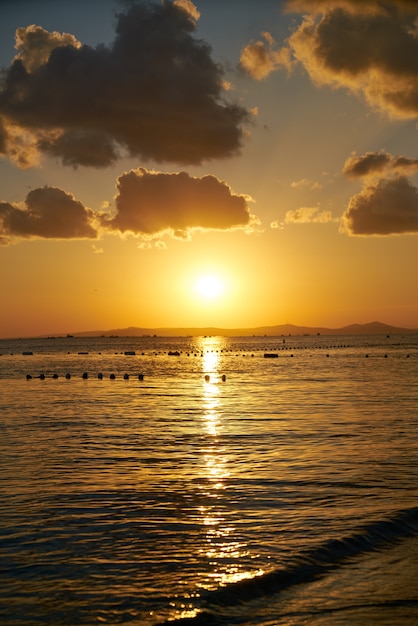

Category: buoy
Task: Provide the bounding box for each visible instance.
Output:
[205,374,210,382]
[110,373,116,379]
[39,373,45,380]
[52,373,58,379]
[98,372,103,379]
[138,374,144,380]
[26,374,32,380]
[65,372,71,379]
[123,373,129,380]
[82,372,88,379]
[221,374,226,382]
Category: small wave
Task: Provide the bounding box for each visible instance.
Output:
[163,506,418,624]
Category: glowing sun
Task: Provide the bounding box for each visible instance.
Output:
[195,274,225,299]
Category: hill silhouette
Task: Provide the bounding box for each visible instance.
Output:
[69,321,417,337]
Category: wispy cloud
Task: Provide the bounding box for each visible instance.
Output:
[285,206,336,224]
[239,32,293,80]
[291,178,323,190]
[0,1,251,168]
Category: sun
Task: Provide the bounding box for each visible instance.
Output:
[195,274,224,300]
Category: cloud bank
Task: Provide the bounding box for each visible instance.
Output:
[105,168,257,238]
[241,0,418,119]
[0,170,257,244]
[0,1,250,168]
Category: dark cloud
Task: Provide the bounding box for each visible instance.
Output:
[0,186,97,243]
[0,168,258,244]
[105,167,257,238]
[342,176,418,235]
[242,0,418,119]
[343,150,418,178]
[0,117,7,155]
[288,2,418,119]
[286,1,418,13]
[39,130,119,168]
[0,1,250,168]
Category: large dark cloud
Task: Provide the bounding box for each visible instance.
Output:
[105,167,257,238]
[0,1,250,168]
[0,186,97,243]
[241,0,418,119]
[342,176,418,235]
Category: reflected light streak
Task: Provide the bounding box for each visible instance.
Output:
[196,337,263,590]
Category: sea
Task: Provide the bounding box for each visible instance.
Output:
[0,333,417,626]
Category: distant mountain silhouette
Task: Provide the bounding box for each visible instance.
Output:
[70,321,417,337]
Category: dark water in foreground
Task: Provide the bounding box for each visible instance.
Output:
[0,334,417,625]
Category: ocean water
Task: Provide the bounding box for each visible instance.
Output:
[0,333,417,625]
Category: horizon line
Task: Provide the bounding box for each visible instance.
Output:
[2,320,418,341]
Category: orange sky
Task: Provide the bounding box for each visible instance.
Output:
[0,0,417,337]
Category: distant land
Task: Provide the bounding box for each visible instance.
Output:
[64,321,418,338]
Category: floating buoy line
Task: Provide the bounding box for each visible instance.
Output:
[7,343,414,380]
[26,372,145,381]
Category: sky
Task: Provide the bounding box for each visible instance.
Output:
[0,0,417,338]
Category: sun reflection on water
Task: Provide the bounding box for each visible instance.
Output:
[195,337,265,591]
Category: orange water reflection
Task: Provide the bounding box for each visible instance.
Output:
[196,337,264,591]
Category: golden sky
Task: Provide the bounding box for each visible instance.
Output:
[0,0,417,337]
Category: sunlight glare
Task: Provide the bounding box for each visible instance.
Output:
[195,274,224,300]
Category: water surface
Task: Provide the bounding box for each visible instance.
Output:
[1,334,417,624]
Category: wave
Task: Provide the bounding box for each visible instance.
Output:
[163,506,418,624]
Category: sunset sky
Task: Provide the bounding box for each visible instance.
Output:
[0,0,417,338]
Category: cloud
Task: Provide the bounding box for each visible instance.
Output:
[243,0,418,119]
[284,206,335,223]
[285,1,418,14]
[343,150,418,178]
[0,186,97,243]
[240,32,293,80]
[291,178,323,190]
[0,168,258,244]
[0,1,250,168]
[104,167,257,238]
[0,117,7,155]
[13,24,82,72]
[342,175,418,235]
[39,130,119,168]
[287,2,418,119]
